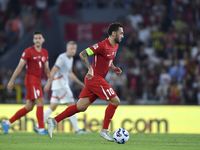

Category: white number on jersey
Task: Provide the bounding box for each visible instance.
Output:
[38,61,42,68]
[106,88,115,96]
[108,60,113,67]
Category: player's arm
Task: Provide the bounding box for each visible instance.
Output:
[7,59,26,91]
[110,62,122,76]
[44,61,51,79]
[79,49,92,69]
[43,65,59,92]
[68,69,84,88]
[79,49,93,80]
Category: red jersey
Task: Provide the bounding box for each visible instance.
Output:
[88,38,119,78]
[21,46,48,85]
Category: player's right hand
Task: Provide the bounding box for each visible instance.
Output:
[87,67,93,80]
[7,81,14,91]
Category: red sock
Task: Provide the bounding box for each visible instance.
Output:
[103,103,117,130]
[37,106,44,129]
[9,107,29,123]
[55,104,79,123]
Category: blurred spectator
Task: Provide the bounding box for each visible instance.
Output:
[163,53,173,68]
[137,22,150,43]
[126,3,143,30]
[169,59,185,82]
[156,68,171,103]
[35,0,47,16]
[126,32,143,52]
[164,25,178,54]
[5,11,24,48]
[58,0,76,18]
[169,77,182,104]
[151,23,165,58]
[152,0,166,22]
[172,12,187,32]
[174,33,192,59]
[192,39,200,60]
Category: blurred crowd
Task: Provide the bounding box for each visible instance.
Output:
[0,0,62,56]
[1,0,200,105]
[111,0,200,105]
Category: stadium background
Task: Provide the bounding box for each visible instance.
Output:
[0,0,200,134]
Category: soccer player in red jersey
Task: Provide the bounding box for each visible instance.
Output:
[1,31,51,134]
[47,22,124,141]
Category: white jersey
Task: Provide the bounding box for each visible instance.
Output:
[51,53,73,90]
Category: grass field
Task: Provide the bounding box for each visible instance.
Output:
[0,132,200,150]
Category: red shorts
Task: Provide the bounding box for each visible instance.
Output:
[79,75,117,103]
[25,84,43,100]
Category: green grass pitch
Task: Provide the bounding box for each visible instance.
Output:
[0,132,200,150]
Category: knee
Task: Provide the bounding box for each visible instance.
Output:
[110,96,120,106]
[37,101,44,106]
[50,105,57,111]
[115,98,120,106]
[78,105,88,112]
[25,106,33,111]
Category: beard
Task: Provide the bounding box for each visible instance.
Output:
[114,36,120,43]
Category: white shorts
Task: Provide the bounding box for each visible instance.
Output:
[50,88,74,104]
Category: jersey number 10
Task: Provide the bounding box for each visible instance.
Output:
[106,88,115,96]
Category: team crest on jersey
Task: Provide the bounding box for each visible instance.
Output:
[42,56,45,62]
[93,44,98,50]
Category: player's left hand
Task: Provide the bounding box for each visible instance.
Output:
[113,67,122,76]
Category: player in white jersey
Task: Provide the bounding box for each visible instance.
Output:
[34,41,88,134]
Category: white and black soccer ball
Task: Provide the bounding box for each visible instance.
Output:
[113,128,129,144]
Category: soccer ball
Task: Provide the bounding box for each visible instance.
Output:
[113,128,129,144]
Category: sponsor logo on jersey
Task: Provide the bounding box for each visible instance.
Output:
[107,54,111,56]
[93,44,98,50]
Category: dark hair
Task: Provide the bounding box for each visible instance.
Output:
[33,31,44,37]
[107,22,123,36]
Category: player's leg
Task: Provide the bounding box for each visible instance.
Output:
[34,103,57,132]
[44,103,57,122]
[34,90,59,132]
[1,100,34,134]
[66,102,89,134]
[103,96,120,129]
[92,79,119,142]
[99,96,120,142]
[46,97,91,138]
[35,97,47,134]
[33,84,48,134]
